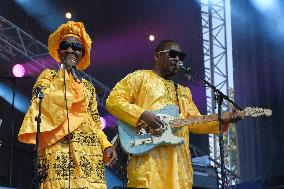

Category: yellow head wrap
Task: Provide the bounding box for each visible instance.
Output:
[48,21,92,70]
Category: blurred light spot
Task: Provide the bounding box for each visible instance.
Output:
[65,12,72,19]
[0,83,30,113]
[100,117,106,129]
[251,0,276,11]
[149,34,155,42]
[13,64,25,78]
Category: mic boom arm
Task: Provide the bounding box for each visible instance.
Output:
[177,60,241,110]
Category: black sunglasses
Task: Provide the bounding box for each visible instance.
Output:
[59,41,83,52]
[157,49,186,61]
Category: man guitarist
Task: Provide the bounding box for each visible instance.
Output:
[106,40,241,189]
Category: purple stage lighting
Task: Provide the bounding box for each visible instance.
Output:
[100,116,106,129]
[12,64,25,78]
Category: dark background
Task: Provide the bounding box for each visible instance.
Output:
[232,0,284,188]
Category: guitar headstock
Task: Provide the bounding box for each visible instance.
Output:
[243,107,272,117]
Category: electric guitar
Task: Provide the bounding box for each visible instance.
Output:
[117,105,272,155]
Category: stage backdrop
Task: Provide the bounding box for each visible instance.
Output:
[232,0,284,188]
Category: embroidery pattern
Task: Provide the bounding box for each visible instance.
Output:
[79,156,93,177]
[37,70,106,187]
[53,152,76,178]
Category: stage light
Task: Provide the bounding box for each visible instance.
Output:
[251,0,276,11]
[100,117,106,129]
[149,34,155,42]
[65,12,72,19]
[12,64,25,78]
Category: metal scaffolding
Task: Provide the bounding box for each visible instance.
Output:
[201,0,239,187]
[0,15,53,74]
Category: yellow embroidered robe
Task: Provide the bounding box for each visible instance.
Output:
[106,70,223,189]
[18,69,112,189]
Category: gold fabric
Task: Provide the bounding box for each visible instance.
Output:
[18,69,112,189]
[106,70,222,189]
[48,21,92,70]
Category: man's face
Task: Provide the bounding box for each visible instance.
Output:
[155,43,183,79]
[57,36,84,66]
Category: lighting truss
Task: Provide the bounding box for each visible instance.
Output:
[200,0,239,187]
[0,15,54,74]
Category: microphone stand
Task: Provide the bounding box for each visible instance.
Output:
[179,65,242,189]
[32,88,44,189]
[0,76,33,187]
[9,78,15,187]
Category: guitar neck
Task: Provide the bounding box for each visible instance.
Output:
[170,112,233,129]
[170,107,272,129]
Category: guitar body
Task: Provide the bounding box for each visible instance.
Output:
[117,105,272,156]
[117,105,183,155]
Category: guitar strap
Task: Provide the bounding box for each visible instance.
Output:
[174,83,181,114]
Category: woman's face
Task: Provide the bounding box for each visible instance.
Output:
[57,36,84,67]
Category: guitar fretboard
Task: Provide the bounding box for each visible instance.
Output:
[170,113,230,129]
[169,107,272,129]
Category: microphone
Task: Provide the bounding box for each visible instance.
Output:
[177,61,190,72]
[177,61,191,80]
[34,87,44,98]
[68,57,82,83]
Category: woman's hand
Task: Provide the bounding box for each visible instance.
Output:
[63,54,76,72]
[103,147,117,167]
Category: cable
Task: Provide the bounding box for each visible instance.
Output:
[9,78,16,187]
[63,67,72,189]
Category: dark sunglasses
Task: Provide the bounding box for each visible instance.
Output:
[157,49,186,61]
[59,41,83,52]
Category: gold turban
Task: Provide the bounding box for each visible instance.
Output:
[48,21,92,70]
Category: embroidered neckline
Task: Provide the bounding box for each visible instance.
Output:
[151,70,173,83]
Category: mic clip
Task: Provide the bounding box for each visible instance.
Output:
[177,61,192,80]
[35,87,44,99]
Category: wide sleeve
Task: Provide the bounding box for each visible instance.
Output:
[18,69,71,136]
[87,83,112,151]
[18,69,87,149]
[106,71,145,127]
[182,87,228,134]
